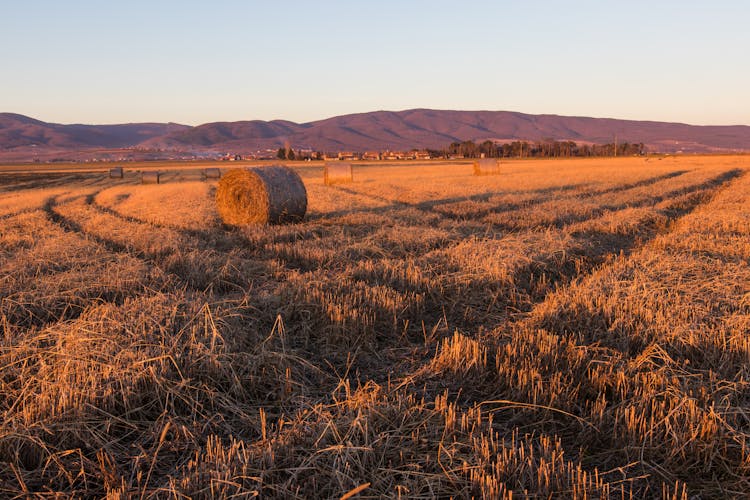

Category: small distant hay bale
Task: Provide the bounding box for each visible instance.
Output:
[473,158,501,176]
[203,167,221,180]
[216,166,307,226]
[141,171,161,184]
[109,166,123,179]
[324,161,353,185]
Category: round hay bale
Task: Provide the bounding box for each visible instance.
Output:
[109,166,123,179]
[473,158,501,176]
[324,161,353,185]
[216,166,307,226]
[203,167,222,180]
[141,171,161,184]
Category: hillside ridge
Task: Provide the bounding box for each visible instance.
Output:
[2,109,749,159]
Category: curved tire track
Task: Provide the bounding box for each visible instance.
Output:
[327,170,691,223]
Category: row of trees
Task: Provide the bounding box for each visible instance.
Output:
[445,139,645,158]
[276,147,323,161]
[277,147,297,160]
[272,139,644,161]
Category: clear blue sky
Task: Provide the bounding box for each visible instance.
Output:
[1,0,748,125]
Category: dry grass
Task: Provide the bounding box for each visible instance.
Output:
[96,182,220,230]
[0,155,748,497]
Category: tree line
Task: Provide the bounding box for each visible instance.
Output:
[271,139,644,161]
[443,139,645,158]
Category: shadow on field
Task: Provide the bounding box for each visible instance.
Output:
[0,172,102,192]
[38,169,742,368]
[318,182,591,221]
[329,169,741,342]
[319,170,689,223]
[491,169,740,231]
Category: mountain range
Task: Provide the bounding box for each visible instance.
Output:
[2,109,750,161]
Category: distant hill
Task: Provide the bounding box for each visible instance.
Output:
[143,109,750,153]
[142,120,304,149]
[0,113,189,151]
[2,109,750,160]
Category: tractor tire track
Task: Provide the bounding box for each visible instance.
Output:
[43,194,208,293]
[1,196,155,331]
[88,170,744,345]
[348,169,745,349]
[0,207,41,222]
[327,170,690,223]
[488,169,743,231]
[46,193,288,296]
[52,170,742,361]
[397,169,748,402]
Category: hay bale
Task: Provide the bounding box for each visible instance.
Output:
[109,166,123,179]
[141,171,161,184]
[203,167,221,180]
[473,158,501,176]
[216,166,307,225]
[324,161,353,185]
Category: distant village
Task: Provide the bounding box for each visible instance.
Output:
[62,148,442,164]
[41,139,650,164]
[73,148,445,163]
[219,149,436,162]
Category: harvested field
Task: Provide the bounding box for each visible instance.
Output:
[1,156,749,498]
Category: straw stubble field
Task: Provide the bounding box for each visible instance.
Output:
[1,156,749,498]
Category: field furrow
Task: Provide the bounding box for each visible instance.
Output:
[45,193,274,294]
[1,210,154,331]
[89,166,739,361]
[411,168,750,496]
[1,157,748,498]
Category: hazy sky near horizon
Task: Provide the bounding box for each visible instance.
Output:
[2,0,748,126]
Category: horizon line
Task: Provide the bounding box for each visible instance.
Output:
[3,108,749,129]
